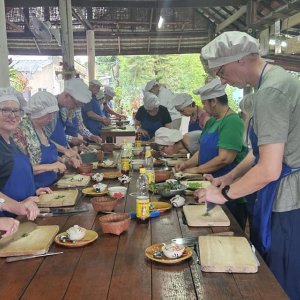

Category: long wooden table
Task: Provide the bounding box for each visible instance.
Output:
[0,152,288,300]
[101,125,135,143]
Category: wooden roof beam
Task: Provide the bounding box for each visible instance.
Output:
[6,0,247,8]
[216,6,247,33]
[6,19,23,32]
[73,7,93,30]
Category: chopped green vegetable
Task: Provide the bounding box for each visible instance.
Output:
[149,203,156,210]
[202,212,211,217]
[72,240,76,243]
[22,233,29,237]
[187,182,203,189]
[54,195,65,199]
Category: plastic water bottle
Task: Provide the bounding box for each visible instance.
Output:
[136,168,149,224]
[121,139,130,175]
[145,146,155,184]
[135,126,142,147]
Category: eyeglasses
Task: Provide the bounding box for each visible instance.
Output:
[0,108,24,117]
[159,145,166,151]
[216,65,225,79]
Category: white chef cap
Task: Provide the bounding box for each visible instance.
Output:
[96,90,104,100]
[64,78,91,104]
[24,91,59,118]
[155,127,183,145]
[193,78,226,100]
[143,92,160,110]
[172,93,193,110]
[145,80,159,91]
[0,87,27,108]
[89,79,102,87]
[104,86,116,98]
[201,31,260,69]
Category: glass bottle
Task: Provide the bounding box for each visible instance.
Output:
[136,168,149,224]
[135,126,142,147]
[145,146,155,184]
[121,139,130,175]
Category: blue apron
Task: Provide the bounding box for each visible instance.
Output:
[141,119,162,141]
[103,102,111,118]
[65,115,78,137]
[87,99,103,135]
[1,153,36,218]
[199,111,247,228]
[188,107,202,132]
[50,113,68,153]
[34,139,58,189]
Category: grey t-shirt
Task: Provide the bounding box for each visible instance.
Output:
[253,66,300,212]
[184,131,201,155]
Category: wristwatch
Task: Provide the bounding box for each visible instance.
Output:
[0,198,5,211]
[221,185,233,201]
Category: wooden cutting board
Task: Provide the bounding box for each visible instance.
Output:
[0,225,59,257]
[199,236,258,273]
[183,205,230,227]
[56,174,91,187]
[38,189,79,207]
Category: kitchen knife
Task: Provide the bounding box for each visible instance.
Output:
[39,207,88,214]
[13,222,37,241]
[6,252,64,262]
[206,201,216,212]
[37,213,82,217]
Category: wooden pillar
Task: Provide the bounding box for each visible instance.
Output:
[86,30,95,81]
[0,0,10,87]
[59,0,75,80]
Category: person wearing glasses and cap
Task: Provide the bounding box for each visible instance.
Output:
[135,92,172,141]
[154,127,202,156]
[103,86,126,119]
[0,87,48,224]
[196,31,300,300]
[175,79,247,230]
[172,93,210,132]
[145,80,182,130]
[13,92,66,189]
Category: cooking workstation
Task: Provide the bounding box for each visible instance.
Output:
[0,146,288,300]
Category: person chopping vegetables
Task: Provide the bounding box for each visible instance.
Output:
[196,31,300,300]
[135,92,172,141]
[175,79,247,229]
[0,87,50,219]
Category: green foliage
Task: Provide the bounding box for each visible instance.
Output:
[9,65,24,91]
[96,54,241,115]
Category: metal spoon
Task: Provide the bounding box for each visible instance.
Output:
[153,249,163,259]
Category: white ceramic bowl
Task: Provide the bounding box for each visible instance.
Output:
[102,159,114,166]
[174,172,184,180]
[92,173,104,182]
[162,243,185,259]
[118,175,131,184]
[132,147,144,156]
[66,225,86,241]
[93,183,107,193]
[131,159,145,171]
[108,186,128,199]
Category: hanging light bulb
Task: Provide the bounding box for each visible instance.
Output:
[158,16,164,29]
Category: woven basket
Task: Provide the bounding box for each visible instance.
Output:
[101,143,114,152]
[99,213,131,235]
[91,196,118,212]
[78,163,93,174]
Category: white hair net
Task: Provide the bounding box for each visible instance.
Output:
[64,78,91,104]
[24,91,59,118]
[0,87,27,108]
[193,79,226,100]
[155,127,183,145]
[143,92,160,110]
[145,80,159,91]
[172,93,193,110]
[89,79,102,87]
[104,86,116,98]
[201,31,260,69]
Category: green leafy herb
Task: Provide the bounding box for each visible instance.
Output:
[22,233,29,237]
[149,203,156,210]
[202,212,211,217]
[54,195,65,199]
[187,182,203,189]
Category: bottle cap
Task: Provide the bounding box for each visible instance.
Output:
[136,126,140,129]
[123,139,127,143]
[139,168,146,173]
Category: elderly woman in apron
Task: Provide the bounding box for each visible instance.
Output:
[172,93,210,132]
[135,92,172,141]
[0,87,49,223]
[197,31,300,300]
[13,92,66,189]
[175,79,247,230]
[103,86,126,119]
[154,127,202,156]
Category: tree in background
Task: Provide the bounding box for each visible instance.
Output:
[96,54,241,116]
